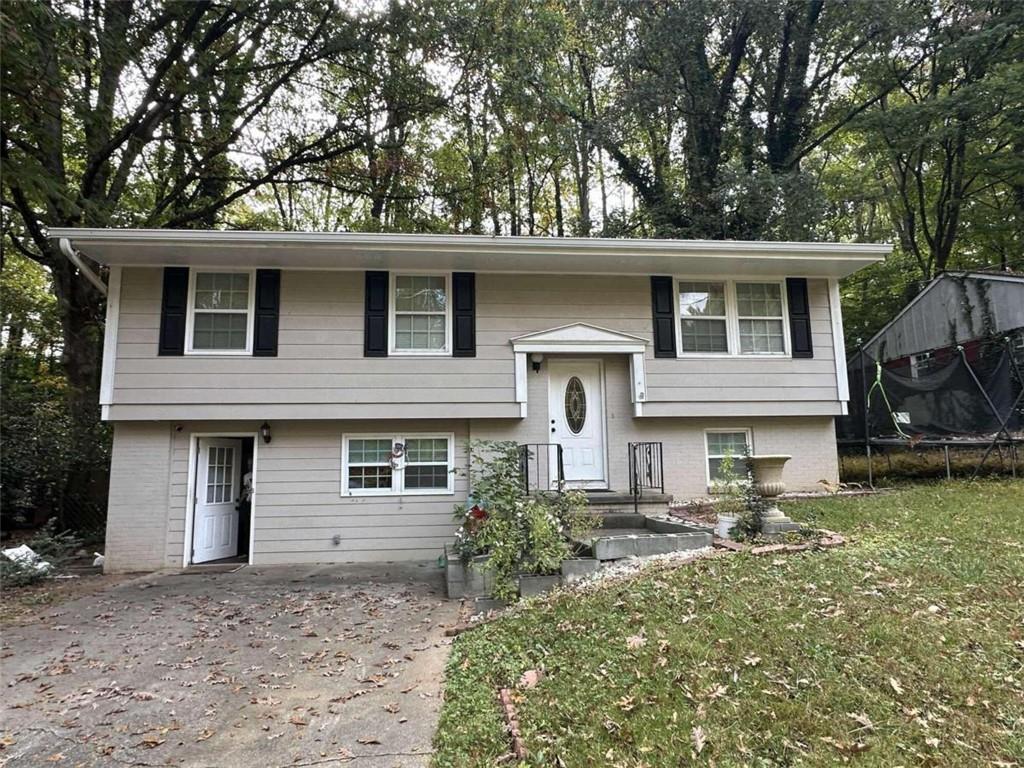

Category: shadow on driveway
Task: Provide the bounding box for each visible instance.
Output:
[2,562,460,767]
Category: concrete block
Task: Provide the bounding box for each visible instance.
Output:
[593,537,638,561]
[761,520,803,536]
[518,574,561,597]
[635,534,677,557]
[561,558,600,583]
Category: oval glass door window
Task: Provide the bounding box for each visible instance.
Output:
[564,376,587,434]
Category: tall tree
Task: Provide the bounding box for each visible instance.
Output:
[1,0,435,510]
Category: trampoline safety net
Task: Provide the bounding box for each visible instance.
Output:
[838,345,1024,442]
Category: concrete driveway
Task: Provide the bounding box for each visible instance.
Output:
[1,562,460,767]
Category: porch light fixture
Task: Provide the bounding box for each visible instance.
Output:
[530,353,544,373]
[260,421,272,444]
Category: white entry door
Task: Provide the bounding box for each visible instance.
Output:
[548,360,606,488]
[192,438,242,563]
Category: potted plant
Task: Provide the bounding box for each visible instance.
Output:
[711,451,747,539]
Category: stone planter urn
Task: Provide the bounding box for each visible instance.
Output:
[747,454,801,535]
[748,454,791,499]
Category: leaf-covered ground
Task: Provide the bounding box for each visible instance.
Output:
[433,480,1024,767]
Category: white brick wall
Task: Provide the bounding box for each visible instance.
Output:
[104,422,172,572]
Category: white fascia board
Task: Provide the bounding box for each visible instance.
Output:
[48,228,890,278]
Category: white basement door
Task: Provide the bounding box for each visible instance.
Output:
[193,438,242,563]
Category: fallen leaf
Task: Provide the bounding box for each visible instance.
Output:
[889,677,904,695]
[518,669,542,689]
[847,712,874,732]
[692,725,706,755]
[626,634,646,650]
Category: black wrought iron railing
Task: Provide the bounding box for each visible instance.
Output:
[628,441,664,513]
[519,443,565,493]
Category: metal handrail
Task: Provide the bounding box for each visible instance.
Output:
[628,441,664,513]
[519,443,564,493]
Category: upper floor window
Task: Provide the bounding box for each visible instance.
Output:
[187,270,254,354]
[390,273,450,354]
[677,279,788,356]
[679,281,728,353]
[736,282,785,354]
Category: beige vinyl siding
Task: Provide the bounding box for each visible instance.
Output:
[472,354,838,498]
[111,268,840,420]
[162,419,468,568]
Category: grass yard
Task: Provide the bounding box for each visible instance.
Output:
[433,480,1024,767]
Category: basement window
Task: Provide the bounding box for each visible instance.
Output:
[342,433,455,496]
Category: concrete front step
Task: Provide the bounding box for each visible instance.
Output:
[586,490,672,517]
[576,515,714,561]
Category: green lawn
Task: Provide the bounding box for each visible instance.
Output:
[433,480,1024,767]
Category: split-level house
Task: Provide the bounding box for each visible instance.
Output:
[49,230,888,572]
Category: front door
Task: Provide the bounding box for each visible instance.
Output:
[193,438,242,563]
[548,360,606,488]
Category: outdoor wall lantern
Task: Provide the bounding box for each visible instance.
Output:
[531,353,545,373]
[260,421,272,444]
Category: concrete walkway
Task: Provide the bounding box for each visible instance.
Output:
[1,562,460,767]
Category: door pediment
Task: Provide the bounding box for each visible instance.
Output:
[511,324,649,418]
[511,323,649,353]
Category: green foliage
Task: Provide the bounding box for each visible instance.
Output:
[452,441,597,600]
[434,479,1024,766]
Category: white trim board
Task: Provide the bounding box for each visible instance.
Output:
[828,279,850,413]
[511,323,649,418]
[99,265,121,407]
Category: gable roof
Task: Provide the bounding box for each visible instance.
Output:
[48,228,889,279]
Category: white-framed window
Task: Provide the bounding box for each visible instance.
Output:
[909,350,938,379]
[185,268,255,354]
[342,433,455,496]
[704,428,753,488]
[675,279,790,357]
[679,281,729,353]
[736,282,786,354]
[389,273,451,355]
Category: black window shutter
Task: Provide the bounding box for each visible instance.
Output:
[650,276,677,358]
[452,272,476,357]
[158,267,189,356]
[364,271,389,357]
[253,269,281,357]
[786,277,814,358]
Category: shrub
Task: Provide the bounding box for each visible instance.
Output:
[0,520,84,589]
[710,449,767,541]
[452,441,597,600]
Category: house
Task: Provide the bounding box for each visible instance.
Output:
[856,271,1024,378]
[49,229,888,572]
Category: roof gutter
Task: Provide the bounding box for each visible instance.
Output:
[58,237,107,296]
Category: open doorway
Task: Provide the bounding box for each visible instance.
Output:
[188,435,255,565]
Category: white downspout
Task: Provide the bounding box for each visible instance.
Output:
[58,237,107,296]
